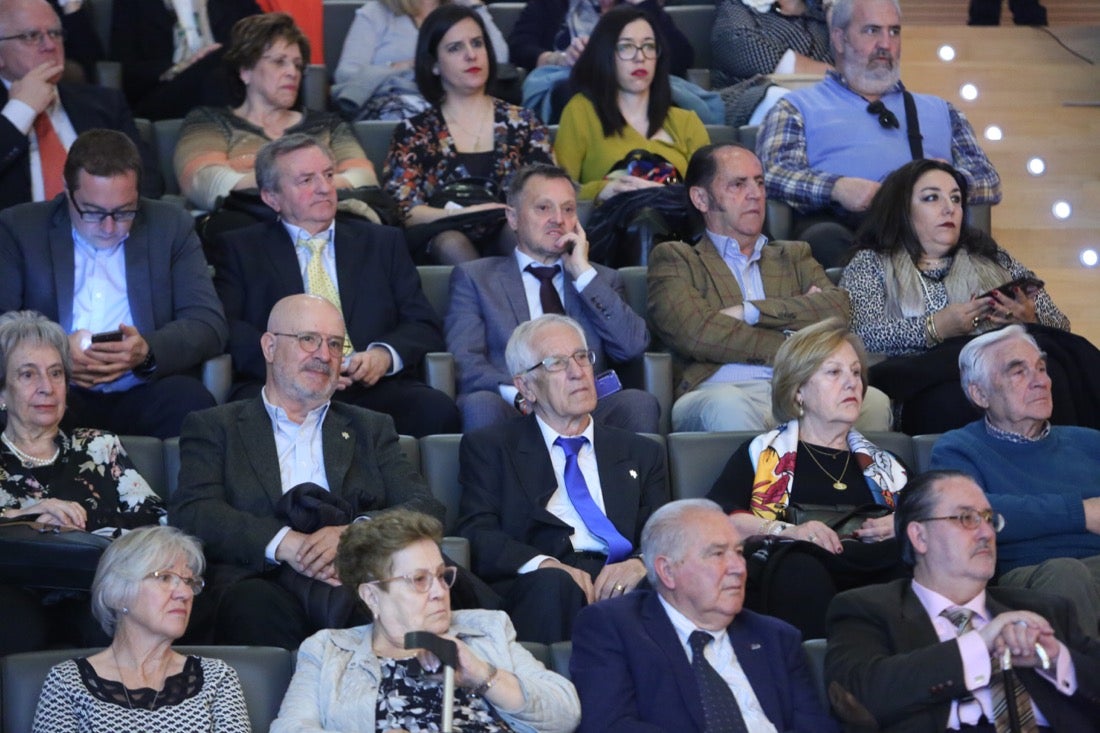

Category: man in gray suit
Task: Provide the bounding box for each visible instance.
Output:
[171,294,446,648]
[445,163,659,433]
[0,128,224,438]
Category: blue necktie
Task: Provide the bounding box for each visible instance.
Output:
[689,631,749,733]
[554,436,632,563]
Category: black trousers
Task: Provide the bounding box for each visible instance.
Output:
[494,551,610,645]
[968,0,1048,25]
[65,375,216,439]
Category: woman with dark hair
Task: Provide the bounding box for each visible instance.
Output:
[383,4,553,264]
[841,159,1071,432]
[175,12,377,211]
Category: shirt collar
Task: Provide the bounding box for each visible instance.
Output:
[514,247,561,272]
[282,220,336,245]
[535,412,594,454]
[658,593,731,648]
[71,225,127,256]
[983,417,1051,444]
[911,579,989,625]
[261,385,331,427]
[707,231,767,264]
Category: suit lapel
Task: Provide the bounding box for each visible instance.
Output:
[123,212,154,334]
[47,202,77,332]
[499,257,532,324]
[237,399,284,507]
[513,417,567,526]
[592,424,640,544]
[320,406,355,497]
[641,592,707,730]
[264,222,306,292]
[697,235,745,305]
[333,225,365,339]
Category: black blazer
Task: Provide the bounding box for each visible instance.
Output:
[456,414,669,582]
[0,82,162,209]
[211,217,444,386]
[826,578,1100,733]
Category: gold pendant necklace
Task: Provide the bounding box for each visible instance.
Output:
[800,440,851,490]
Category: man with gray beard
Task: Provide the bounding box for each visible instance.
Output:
[755,0,1001,267]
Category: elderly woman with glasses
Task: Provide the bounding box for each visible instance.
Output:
[0,311,165,657]
[33,526,250,732]
[272,509,580,733]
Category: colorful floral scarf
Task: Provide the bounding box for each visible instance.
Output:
[748,420,908,519]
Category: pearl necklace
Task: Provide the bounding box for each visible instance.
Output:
[0,431,59,468]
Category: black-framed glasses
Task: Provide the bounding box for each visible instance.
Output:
[0,28,64,46]
[367,566,457,594]
[615,41,660,61]
[69,196,139,224]
[523,349,596,374]
[866,100,899,129]
[146,570,205,595]
[919,509,1004,532]
[272,331,344,354]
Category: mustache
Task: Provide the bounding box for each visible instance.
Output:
[302,358,333,375]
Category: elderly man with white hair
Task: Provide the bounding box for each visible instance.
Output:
[931,324,1100,637]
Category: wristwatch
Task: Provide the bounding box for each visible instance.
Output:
[133,349,158,378]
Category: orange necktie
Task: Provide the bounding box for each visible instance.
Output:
[33,113,66,200]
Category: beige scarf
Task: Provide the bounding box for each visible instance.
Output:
[881,248,1010,320]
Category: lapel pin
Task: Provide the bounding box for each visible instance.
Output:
[750,643,762,650]
[629,469,638,479]
[341,432,350,440]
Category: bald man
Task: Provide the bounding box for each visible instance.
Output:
[171,294,447,648]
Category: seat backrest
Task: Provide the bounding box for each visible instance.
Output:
[668,431,755,500]
[486,2,525,39]
[550,640,572,680]
[417,265,455,323]
[119,435,167,500]
[737,124,759,152]
[617,266,648,320]
[164,436,181,498]
[152,118,184,196]
[705,124,738,146]
[323,0,363,75]
[519,640,552,668]
[665,5,715,72]
[398,434,421,473]
[352,119,400,173]
[862,431,915,473]
[419,434,463,533]
[801,637,829,711]
[911,433,941,473]
[1,645,294,733]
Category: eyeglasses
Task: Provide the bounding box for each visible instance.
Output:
[866,100,900,130]
[272,331,345,355]
[523,349,596,374]
[615,41,660,61]
[367,566,457,594]
[259,53,305,73]
[69,196,139,224]
[146,570,205,595]
[919,509,1005,532]
[0,28,64,46]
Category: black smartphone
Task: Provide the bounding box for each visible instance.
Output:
[977,276,1044,300]
[90,330,124,343]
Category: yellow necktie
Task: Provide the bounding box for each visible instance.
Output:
[299,235,353,355]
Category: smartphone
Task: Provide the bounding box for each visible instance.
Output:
[594,369,623,400]
[90,330,124,343]
[977,276,1044,300]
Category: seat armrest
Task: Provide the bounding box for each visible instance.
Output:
[442,536,470,569]
[425,352,455,400]
[643,352,673,435]
[301,64,328,112]
[765,199,794,241]
[202,353,232,405]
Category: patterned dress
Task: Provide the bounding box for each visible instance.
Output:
[33,656,250,732]
[375,657,515,733]
[0,429,165,531]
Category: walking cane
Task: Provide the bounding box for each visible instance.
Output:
[406,631,459,733]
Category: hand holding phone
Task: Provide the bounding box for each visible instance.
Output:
[976,276,1044,301]
[90,330,124,343]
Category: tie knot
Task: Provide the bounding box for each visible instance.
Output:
[941,606,975,634]
[299,235,328,256]
[555,435,588,458]
[526,264,560,283]
[689,630,714,655]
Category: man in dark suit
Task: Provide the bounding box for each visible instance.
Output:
[0,0,159,210]
[171,293,447,648]
[648,143,890,432]
[0,128,224,438]
[211,133,459,437]
[826,470,1100,733]
[570,498,839,732]
[446,163,658,433]
[457,314,669,643]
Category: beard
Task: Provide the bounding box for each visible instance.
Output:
[839,47,901,97]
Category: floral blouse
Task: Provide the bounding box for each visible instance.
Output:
[0,429,165,531]
[382,98,554,221]
[375,657,515,733]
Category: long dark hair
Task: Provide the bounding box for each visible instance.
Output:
[851,159,997,264]
[414,4,499,107]
[569,6,672,139]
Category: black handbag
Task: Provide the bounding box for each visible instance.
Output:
[0,521,111,591]
[427,177,503,208]
[783,503,892,539]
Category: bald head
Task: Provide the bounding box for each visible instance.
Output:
[262,295,346,418]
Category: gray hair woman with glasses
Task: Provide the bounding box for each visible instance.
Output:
[272,509,580,732]
[33,526,251,732]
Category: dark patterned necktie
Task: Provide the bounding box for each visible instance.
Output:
[941,607,1038,733]
[525,264,565,315]
[689,630,749,733]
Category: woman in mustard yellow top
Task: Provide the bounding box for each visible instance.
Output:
[553,5,709,203]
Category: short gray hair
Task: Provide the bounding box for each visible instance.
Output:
[958,325,1040,408]
[0,311,72,385]
[255,133,335,193]
[91,526,205,637]
[829,0,901,32]
[504,314,588,377]
[641,499,725,587]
